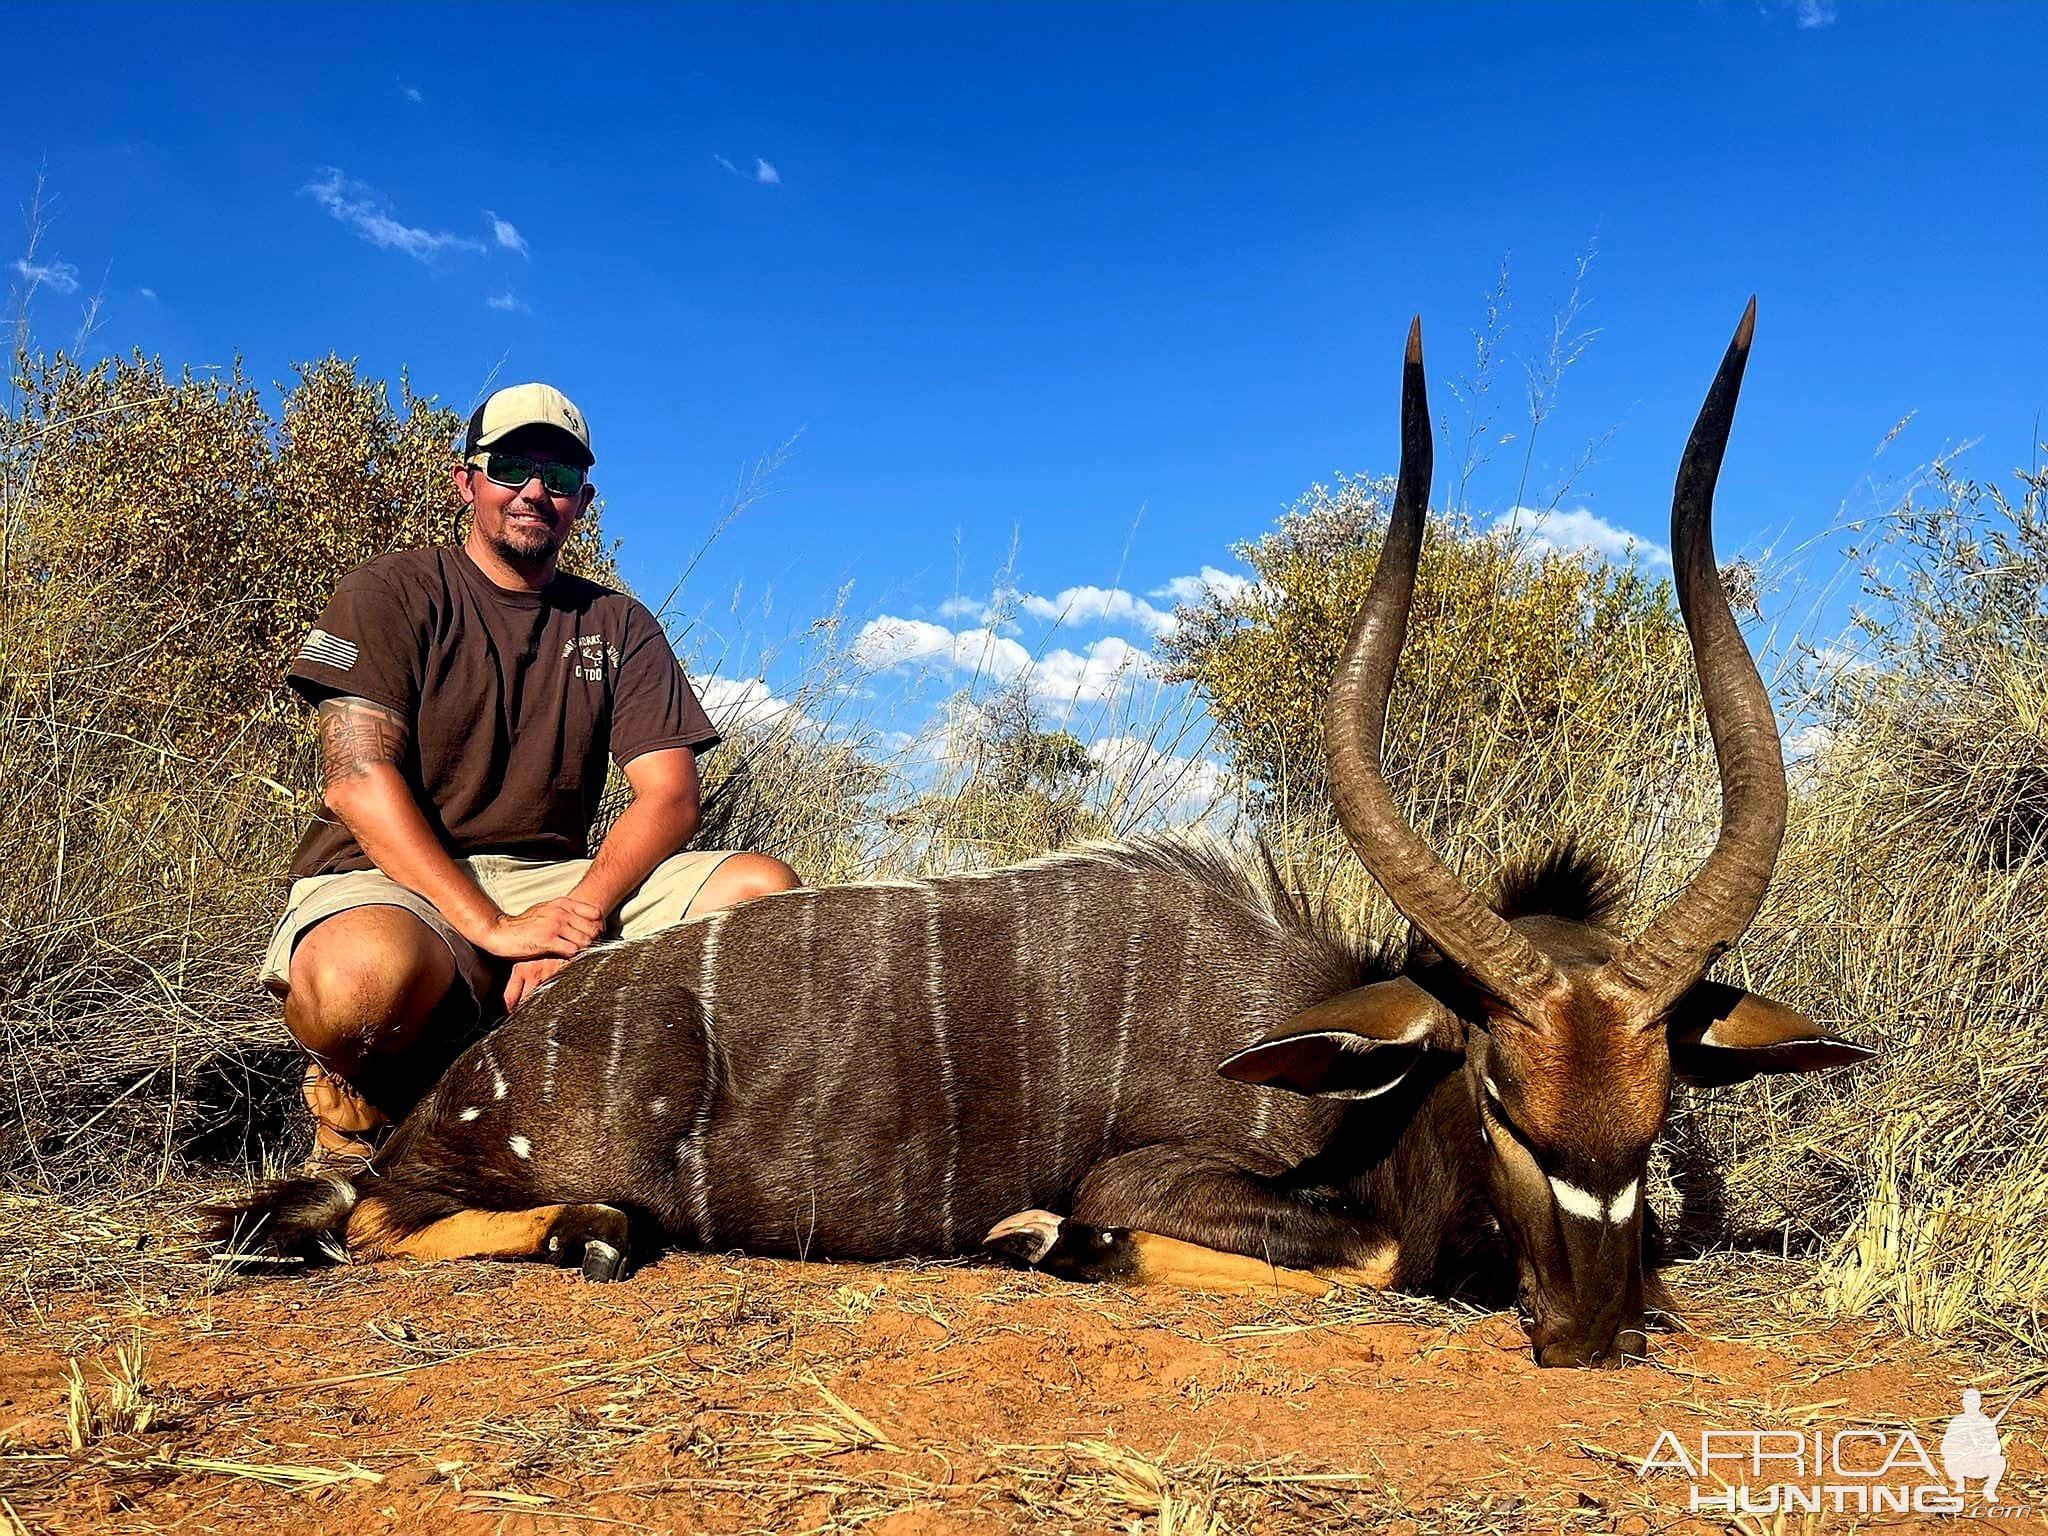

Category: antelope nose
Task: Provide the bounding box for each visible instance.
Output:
[1530,1313,1629,1369]
[1535,1335,1624,1369]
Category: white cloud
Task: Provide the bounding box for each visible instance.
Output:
[402,84,423,102]
[11,255,80,295]
[1032,636,1154,703]
[1792,0,1837,28]
[138,286,157,301]
[936,595,987,621]
[1805,642,1878,680]
[302,167,485,262]
[1092,734,1234,825]
[1018,584,1176,636]
[485,211,529,258]
[854,618,1031,677]
[714,154,782,186]
[1151,565,1255,607]
[1783,721,1836,762]
[1493,506,1668,568]
[698,675,803,730]
[852,616,1154,704]
[486,291,530,313]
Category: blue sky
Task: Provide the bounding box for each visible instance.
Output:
[7,2,2045,785]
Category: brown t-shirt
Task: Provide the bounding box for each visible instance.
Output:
[285,546,720,879]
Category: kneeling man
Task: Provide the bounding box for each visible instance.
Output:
[262,382,797,1163]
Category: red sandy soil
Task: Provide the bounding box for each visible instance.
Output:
[1,1241,2039,1535]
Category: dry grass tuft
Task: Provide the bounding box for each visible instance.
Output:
[62,1334,155,1450]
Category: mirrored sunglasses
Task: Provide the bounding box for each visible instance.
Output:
[471,451,586,498]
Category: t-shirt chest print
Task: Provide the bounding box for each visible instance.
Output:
[564,633,622,682]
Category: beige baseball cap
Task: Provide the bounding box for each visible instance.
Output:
[463,382,594,466]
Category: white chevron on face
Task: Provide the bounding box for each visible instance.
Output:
[1549,1174,1641,1224]
[1548,1175,1604,1221]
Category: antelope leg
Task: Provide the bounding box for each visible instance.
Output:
[1067,1143,1399,1277]
[349,1198,632,1279]
[986,1209,1359,1295]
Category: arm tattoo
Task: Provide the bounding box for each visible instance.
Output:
[318,696,410,786]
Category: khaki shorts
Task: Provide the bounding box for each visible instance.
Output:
[260,849,740,1022]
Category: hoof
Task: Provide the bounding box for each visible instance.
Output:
[544,1204,632,1282]
[984,1209,1064,1265]
[580,1238,626,1283]
[985,1209,1140,1284]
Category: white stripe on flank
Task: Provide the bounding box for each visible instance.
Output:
[923,888,960,1243]
[601,1007,626,1129]
[1106,913,1145,1150]
[542,1020,560,1106]
[699,911,726,1020]
[1011,874,1035,1151]
[685,930,724,1246]
[492,1070,508,1101]
[871,898,910,1248]
[1549,1176,1604,1221]
[1608,1179,1640,1224]
[796,892,819,1219]
[1050,868,1081,1178]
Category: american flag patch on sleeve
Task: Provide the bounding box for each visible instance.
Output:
[297,628,359,671]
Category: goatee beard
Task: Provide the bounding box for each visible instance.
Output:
[487,524,564,568]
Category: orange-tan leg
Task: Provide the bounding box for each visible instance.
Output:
[986,1209,1399,1297]
[348,1198,632,1279]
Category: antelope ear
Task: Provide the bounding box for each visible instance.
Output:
[1218,977,1461,1100]
[1668,982,1877,1087]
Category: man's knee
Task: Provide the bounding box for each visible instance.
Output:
[694,852,800,913]
[284,908,457,1063]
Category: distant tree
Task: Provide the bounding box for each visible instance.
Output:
[921,685,1108,864]
[1158,474,1696,847]
[2,350,617,753]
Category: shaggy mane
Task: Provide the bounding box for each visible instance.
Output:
[1490,842,1627,926]
[981,834,1396,982]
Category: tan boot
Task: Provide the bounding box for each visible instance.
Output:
[300,1061,390,1172]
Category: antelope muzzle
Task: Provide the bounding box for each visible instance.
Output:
[1516,1198,1650,1369]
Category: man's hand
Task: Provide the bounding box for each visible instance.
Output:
[504,957,571,1013]
[482,897,604,960]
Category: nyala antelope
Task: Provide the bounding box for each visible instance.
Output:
[214,302,1872,1367]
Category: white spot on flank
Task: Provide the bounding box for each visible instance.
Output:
[1548,1176,1603,1221]
[1608,1178,1640,1224]
[509,1135,531,1159]
[648,1097,669,1116]
[459,1106,481,1122]
[493,1071,508,1101]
